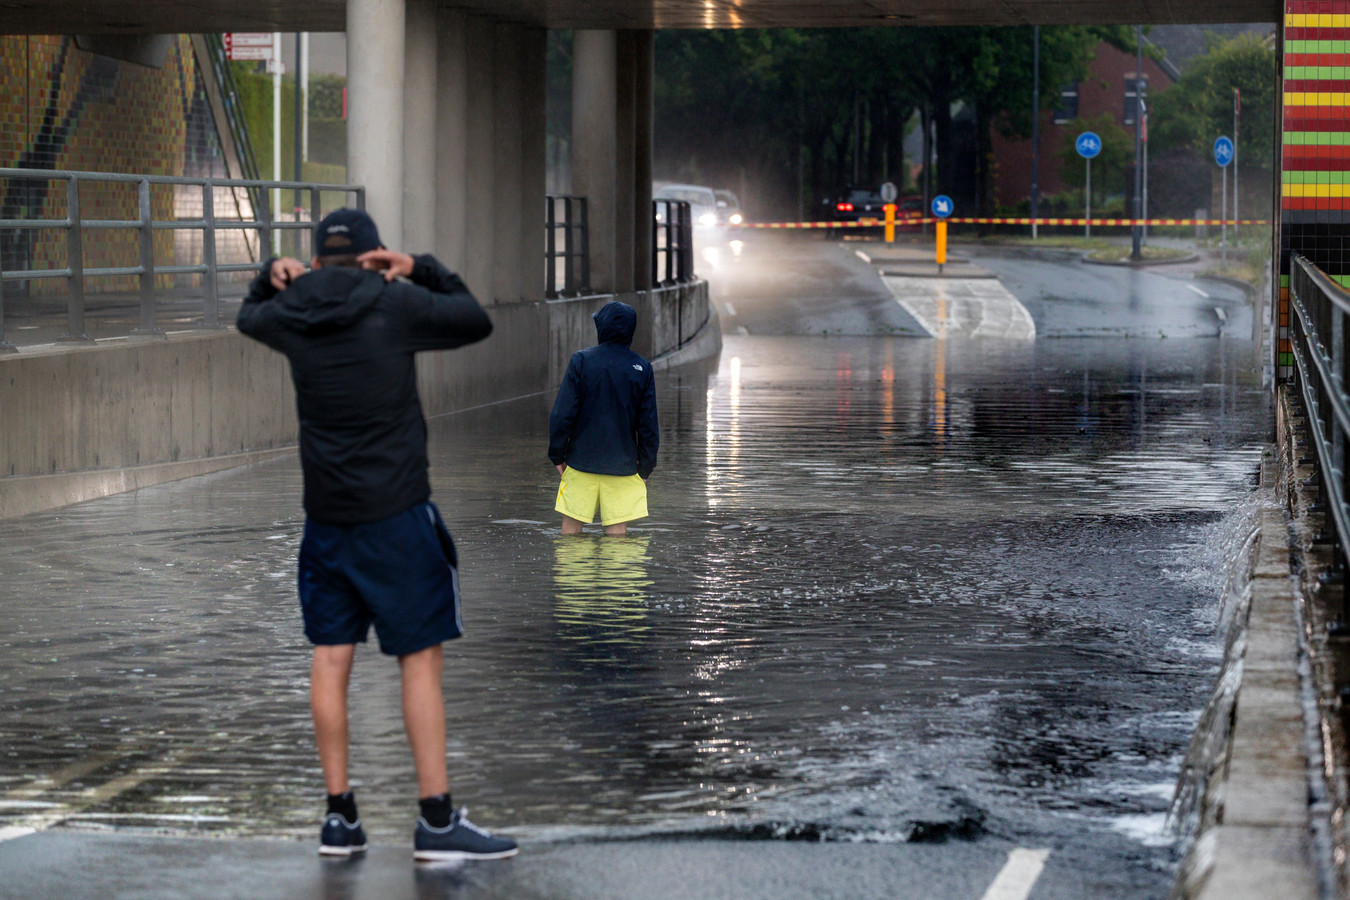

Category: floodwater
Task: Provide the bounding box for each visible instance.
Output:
[0,332,1268,897]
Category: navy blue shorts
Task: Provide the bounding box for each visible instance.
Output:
[297,501,463,656]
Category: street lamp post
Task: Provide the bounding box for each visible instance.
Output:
[1130,25,1143,261]
[1031,25,1040,240]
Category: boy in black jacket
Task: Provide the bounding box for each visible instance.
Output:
[237,209,517,862]
[548,301,659,536]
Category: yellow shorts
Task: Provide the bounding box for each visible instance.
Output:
[555,467,648,526]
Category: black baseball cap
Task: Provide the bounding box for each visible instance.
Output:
[314,208,382,258]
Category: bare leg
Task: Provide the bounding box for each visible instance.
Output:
[398,644,448,798]
[561,515,585,534]
[311,644,357,795]
[603,522,628,536]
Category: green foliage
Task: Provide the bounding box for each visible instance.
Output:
[1148,33,1275,169]
[652,26,1129,219]
[309,74,346,119]
[1058,113,1133,203]
[228,62,347,180]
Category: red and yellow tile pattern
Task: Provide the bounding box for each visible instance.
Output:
[1278,1,1350,376]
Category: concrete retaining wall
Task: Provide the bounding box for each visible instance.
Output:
[0,279,711,519]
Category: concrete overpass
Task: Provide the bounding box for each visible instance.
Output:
[0,0,1282,32]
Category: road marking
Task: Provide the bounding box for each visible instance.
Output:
[855,250,872,264]
[723,302,737,317]
[0,749,189,841]
[1186,284,1210,298]
[980,848,1050,900]
[1214,306,1228,322]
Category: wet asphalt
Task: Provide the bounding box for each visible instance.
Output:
[0,233,1270,899]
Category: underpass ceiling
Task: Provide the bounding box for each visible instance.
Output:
[0,0,1280,35]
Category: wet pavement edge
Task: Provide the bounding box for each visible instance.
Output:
[1175,392,1330,900]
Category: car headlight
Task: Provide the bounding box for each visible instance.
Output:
[698,212,717,227]
[729,213,743,225]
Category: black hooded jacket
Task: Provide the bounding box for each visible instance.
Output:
[237,255,492,525]
[548,301,659,479]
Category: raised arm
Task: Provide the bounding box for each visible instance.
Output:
[361,250,493,352]
[236,256,306,348]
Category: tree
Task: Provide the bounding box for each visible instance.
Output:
[1058,112,1133,208]
[1148,33,1276,170]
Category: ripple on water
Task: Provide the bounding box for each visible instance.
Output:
[0,336,1267,897]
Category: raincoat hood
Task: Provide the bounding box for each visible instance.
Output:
[593,301,637,346]
[271,266,386,335]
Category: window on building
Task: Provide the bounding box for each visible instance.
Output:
[1052,83,1078,124]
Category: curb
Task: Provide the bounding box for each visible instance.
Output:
[1173,450,1320,900]
[651,305,723,372]
[1081,252,1200,268]
[878,267,997,279]
[1196,274,1258,301]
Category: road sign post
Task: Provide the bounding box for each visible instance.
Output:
[932,195,952,272]
[1076,132,1100,239]
[1214,136,1234,266]
[880,182,898,243]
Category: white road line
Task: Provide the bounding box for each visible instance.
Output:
[723,302,737,317]
[1186,283,1210,298]
[979,848,1050,900]
[855,249,872,264]
[0,750,189,842]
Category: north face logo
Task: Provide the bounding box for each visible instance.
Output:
[633,364,643,371]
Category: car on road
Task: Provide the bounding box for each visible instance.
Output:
[714,189,744,227]
[823,185,886,238]
[655,183,726,245]
[895,194,925,232]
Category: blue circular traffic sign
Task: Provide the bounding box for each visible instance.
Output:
[1075,132,1102,160]
[931,195,953,218]
[1214,136,1234,167]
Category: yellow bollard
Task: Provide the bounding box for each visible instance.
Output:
[936,220,947,271]
[884,203,896,243]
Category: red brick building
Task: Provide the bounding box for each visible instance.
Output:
[991,41,1176,210]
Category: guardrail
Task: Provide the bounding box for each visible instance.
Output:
[0,168,363,351]
[1287,252,1350,588]
[653,199,693,285]
[545,195,590,298]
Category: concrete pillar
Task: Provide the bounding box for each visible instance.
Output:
[613,33,636,294]
[402,0,437,253]
[517,26,548,303]
[462,15,496,302]
[572,30,617,293]
[631,31,654,292]
[347,0,406,249]
[434,9,468,273]
[492,25,524,305]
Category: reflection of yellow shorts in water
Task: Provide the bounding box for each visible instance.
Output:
[555,467,648,526]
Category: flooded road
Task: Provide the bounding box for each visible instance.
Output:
[0,230,1274,895]
[0,236,1272,897]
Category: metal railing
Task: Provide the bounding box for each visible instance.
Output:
[653,199,694,286]
[201,34,263,201]
[1288,252,1350,583]
[0,168,363,350]
[545,195,590,297]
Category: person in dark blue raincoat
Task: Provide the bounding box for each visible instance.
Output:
[548,301,659,536]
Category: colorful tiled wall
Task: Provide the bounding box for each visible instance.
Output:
[0,35,231,294]
[1280,1,1350,377]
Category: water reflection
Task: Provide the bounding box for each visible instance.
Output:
[0,334,1270,898]
[554,535,653,649]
